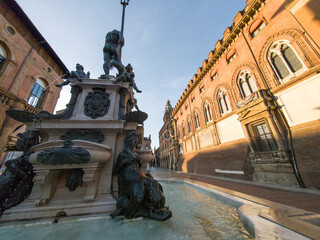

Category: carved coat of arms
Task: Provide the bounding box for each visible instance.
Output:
[84,87,110,119]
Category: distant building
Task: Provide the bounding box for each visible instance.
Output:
[161,0,320,189]
[0,0,68,164]
[141,135,151,150]
[158,100,179,169]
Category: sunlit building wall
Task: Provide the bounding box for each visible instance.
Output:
[166,0,320,189]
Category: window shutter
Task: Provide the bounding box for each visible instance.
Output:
[208,107,212,121]
[271,53,290,79]
[0,44,7,66]
[282,46,303,73]
[249,19,263,34]
[204,106,209,123]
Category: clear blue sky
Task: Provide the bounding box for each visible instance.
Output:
[16,0,246,149]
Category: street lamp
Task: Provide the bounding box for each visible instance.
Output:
[119,0,130,61]
[120,0,130,5]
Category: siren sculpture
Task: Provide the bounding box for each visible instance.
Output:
[111,131,172,221]
[111,60,142,93]
[0,131,38,216]
[56,63,90,88]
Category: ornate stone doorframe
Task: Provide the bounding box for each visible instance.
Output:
[237,89,299,187]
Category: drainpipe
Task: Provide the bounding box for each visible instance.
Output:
[285,121,305,188]
[241,32,270,89]
[278,110,305,188]
[8,47,33,93]
[287,7,320,57]
[8,40,46,93]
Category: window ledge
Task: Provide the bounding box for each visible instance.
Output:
[272,66,319,94]
[216,111,235,122]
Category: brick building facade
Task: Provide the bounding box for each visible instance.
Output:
[0,0,68,164]
[162,0,320,189]
[154,147,160,167]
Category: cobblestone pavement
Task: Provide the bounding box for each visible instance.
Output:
[150,167,320,214]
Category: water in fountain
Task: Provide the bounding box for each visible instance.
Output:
[0,182,253,240]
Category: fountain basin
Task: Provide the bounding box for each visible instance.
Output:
[125,111,148,125]
[0,180,309,239]
[29,140,112,165]
[136,149,153,171]
[26,140,113,207]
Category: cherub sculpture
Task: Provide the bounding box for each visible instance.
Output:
[0,131,38,216]
[56,63,89,88]
[111,60,142,93]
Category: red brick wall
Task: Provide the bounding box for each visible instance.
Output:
[0,1,65,161]
[177,139,252,180]
[0,11,63,113]
[291,120,320,189]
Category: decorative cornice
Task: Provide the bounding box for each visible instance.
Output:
[172,0,267,116]
[4,0,69,74]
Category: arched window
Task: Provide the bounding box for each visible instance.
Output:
[187,118,192,134]
[217,89,231,116]
[27,78,46,108]
[0,43,8,69]
[177,127,181,140]
[203,101,213,124]
[237,70,258,98]
[194,111,200,130]
[182,123,186,137]
[268,40,305,83]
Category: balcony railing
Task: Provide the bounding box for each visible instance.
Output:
[0,88,39,114]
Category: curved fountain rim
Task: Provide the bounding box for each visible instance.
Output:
[135,149,153,153]
[182,180,312,240]
[30,139,112,152]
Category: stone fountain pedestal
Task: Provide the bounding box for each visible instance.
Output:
[0,77,145,222]
[136,149,153,171]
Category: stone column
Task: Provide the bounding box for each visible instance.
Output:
[240,122,256,152]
